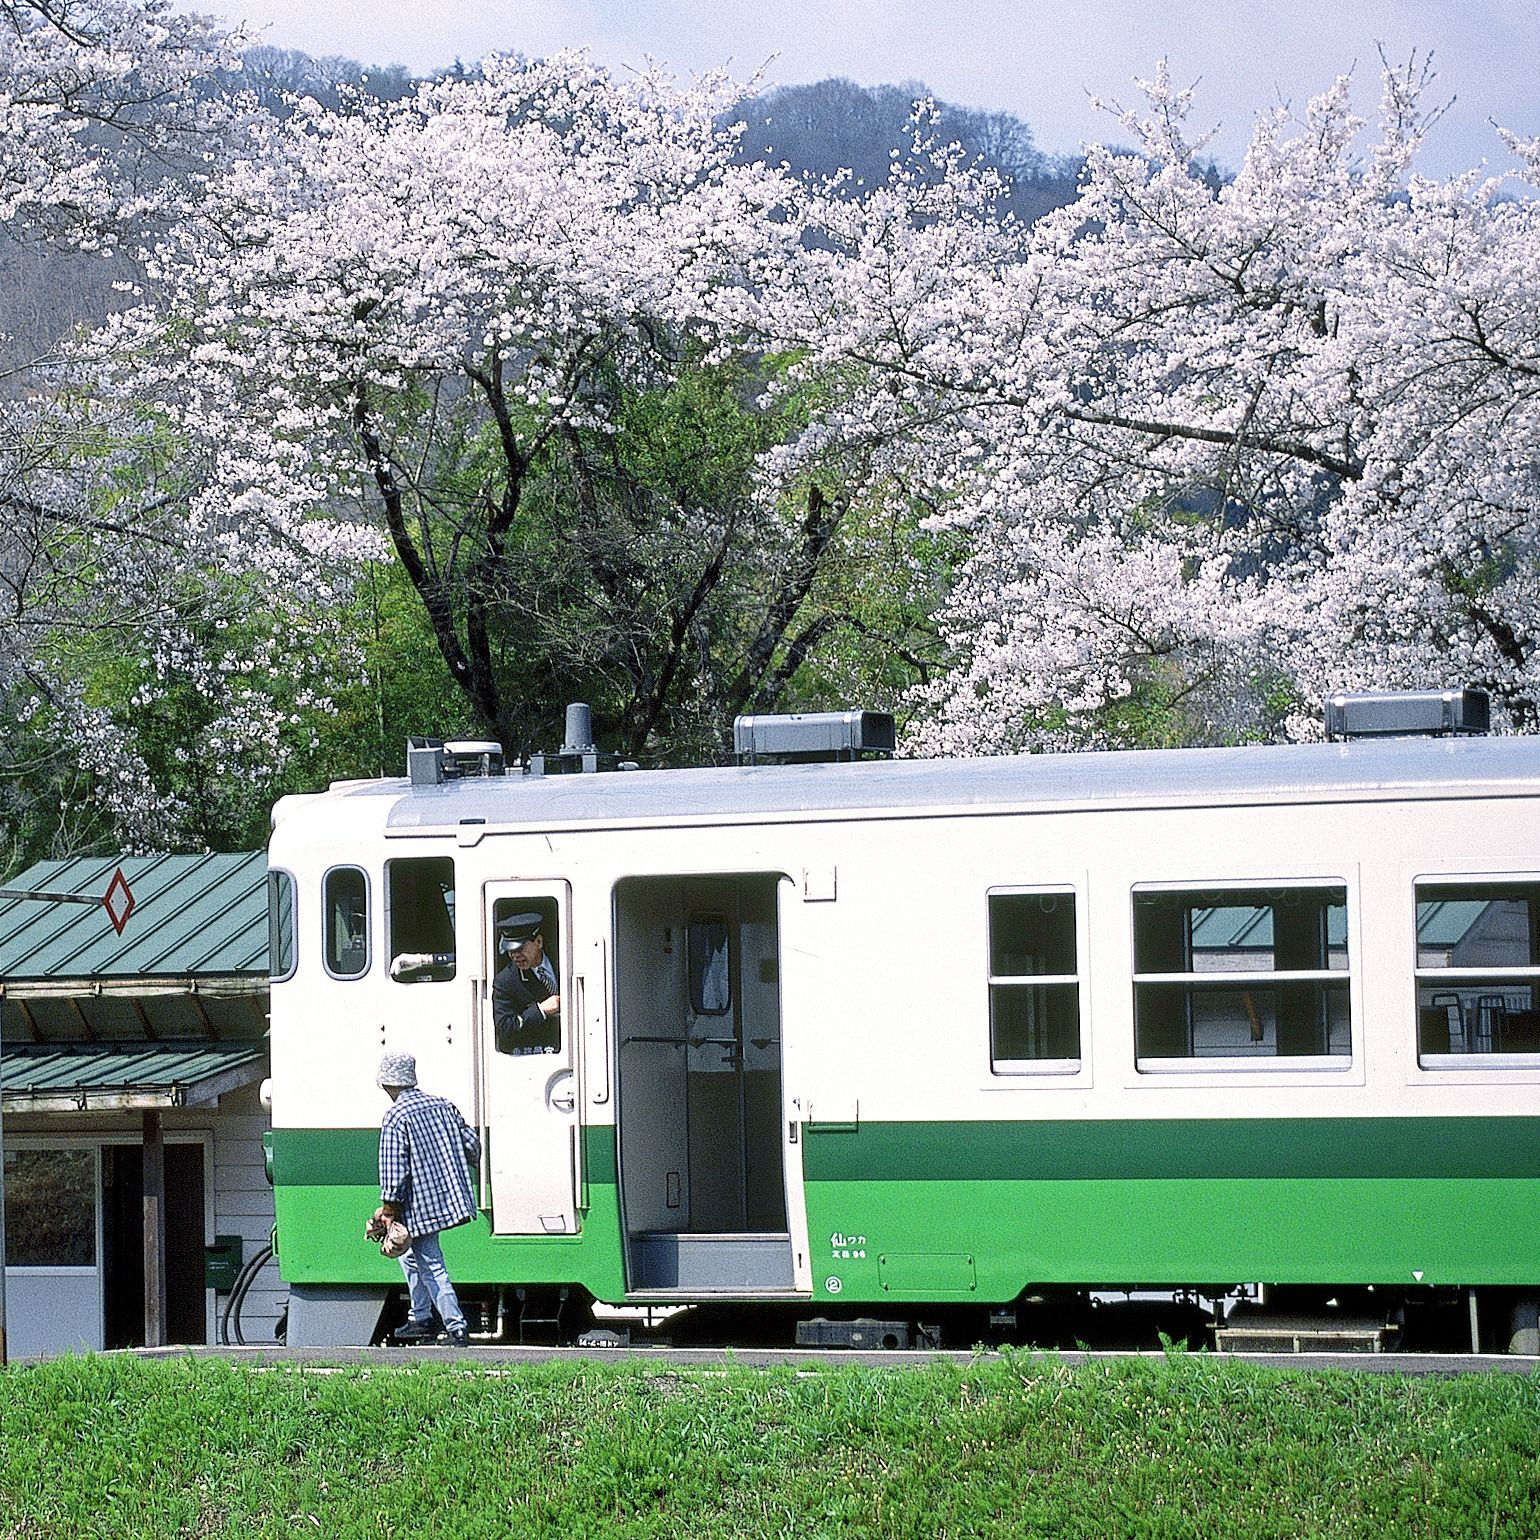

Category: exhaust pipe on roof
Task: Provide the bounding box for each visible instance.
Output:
[561,703,595,758]
[527,703,606,776]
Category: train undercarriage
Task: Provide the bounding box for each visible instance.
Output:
[277,1280,1540,1356]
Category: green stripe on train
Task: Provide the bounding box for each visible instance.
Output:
[799,1116,1540,1182]
[802,1177,1540,1292]
[272,1116,1540,1189]
[272,1124,626,1291]
[275,1171,1540,1295]
[275,1182,630,1293]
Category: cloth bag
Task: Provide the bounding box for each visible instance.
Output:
[365,1208,413,1258]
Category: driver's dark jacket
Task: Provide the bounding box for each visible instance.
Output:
[491,955,561,1054]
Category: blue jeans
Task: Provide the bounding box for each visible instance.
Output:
[398,1231,466,1334]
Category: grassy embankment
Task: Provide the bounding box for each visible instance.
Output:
[0,1350,1537,1537]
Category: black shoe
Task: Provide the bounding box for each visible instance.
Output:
[445,1326,470,1348]
[393,1319,436,1343]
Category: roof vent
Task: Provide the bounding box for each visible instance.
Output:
[1324,688,1489,741]
[733,710,897,765]
[406,738,506,785]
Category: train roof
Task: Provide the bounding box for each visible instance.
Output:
[286,733,1540,839]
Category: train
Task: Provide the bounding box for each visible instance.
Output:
[263,692,1540,1352]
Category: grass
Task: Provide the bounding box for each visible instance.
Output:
[0,1349,1537,1537]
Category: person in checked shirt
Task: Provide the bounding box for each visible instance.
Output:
[373,1052,481,1347]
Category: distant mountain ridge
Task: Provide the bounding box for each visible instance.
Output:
[729,77,1082,222]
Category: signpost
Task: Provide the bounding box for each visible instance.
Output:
[0,867,135,1367]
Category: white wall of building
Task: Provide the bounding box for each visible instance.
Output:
[3,1075,281,1357]
[203,1081,284,1344]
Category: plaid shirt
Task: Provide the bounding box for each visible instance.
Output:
[379,1088,481,1238]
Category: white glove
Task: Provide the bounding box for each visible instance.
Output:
[389,952,431,978]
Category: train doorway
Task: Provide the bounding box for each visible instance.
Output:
[614,873,794,1291]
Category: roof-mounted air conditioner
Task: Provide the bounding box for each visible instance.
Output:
[1324,688,1490,741]
[733,710,896,765]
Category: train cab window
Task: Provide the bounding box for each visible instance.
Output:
[386,857,456,984]
[322,866,369,978]
[988,889,1081,1072]
[1415,879,1540,1062]
[1133,884,1351,1067]
[267,870,297,982]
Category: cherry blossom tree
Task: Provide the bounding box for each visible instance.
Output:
[760,61,1540,752]
[0,0,237,228]
[0,0,320,861]
[26,33,1540,859]
[103,50,925,761]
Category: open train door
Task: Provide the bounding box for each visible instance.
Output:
[614,873,797,1291]
[479,880,579,1234]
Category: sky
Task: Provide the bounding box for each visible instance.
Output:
[192,0,1539,181]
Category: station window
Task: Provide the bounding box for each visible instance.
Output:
[267,870,297,982]
[1132,884,1350,1065]
[1415,879,1540,1059]
[387,857,456,983]
[322,865,369,978]
[988,889,1080,1071]
[3,1148,96,1266]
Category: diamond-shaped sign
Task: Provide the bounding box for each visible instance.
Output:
[103,867,136,934]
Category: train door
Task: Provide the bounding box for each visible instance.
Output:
[614,873,794,1291]
[480,881,579,1234]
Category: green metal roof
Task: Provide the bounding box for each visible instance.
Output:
[1,1041,267,1111]
[0,852,267,984]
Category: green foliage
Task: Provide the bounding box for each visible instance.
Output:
[317,560,483,781]
[2,1354,1539,1538]
[991,654,1310,754]
[385,352,946,765]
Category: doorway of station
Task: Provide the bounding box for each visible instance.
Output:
[614,872,793,1291]
[103,1141,208,1348]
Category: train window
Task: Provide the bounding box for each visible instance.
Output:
[1132,885,1351,1065]
[988,889,1080,1071]
[386,857,456,984]
[688,915,731,1016]
[322,866,369,979]
[1415,879,1540,1061]
[267,870,297,982]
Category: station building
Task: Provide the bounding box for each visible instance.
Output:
[0,852,282,1358]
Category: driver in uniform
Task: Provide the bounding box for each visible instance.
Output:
[491,911,561,1055]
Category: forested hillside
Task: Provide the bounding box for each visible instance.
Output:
[3,4,1537,873]
[731,76,1082,221]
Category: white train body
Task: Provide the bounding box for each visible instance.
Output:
[265,726,1540,1347]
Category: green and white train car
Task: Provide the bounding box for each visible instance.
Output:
[265,704,1540,1349]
